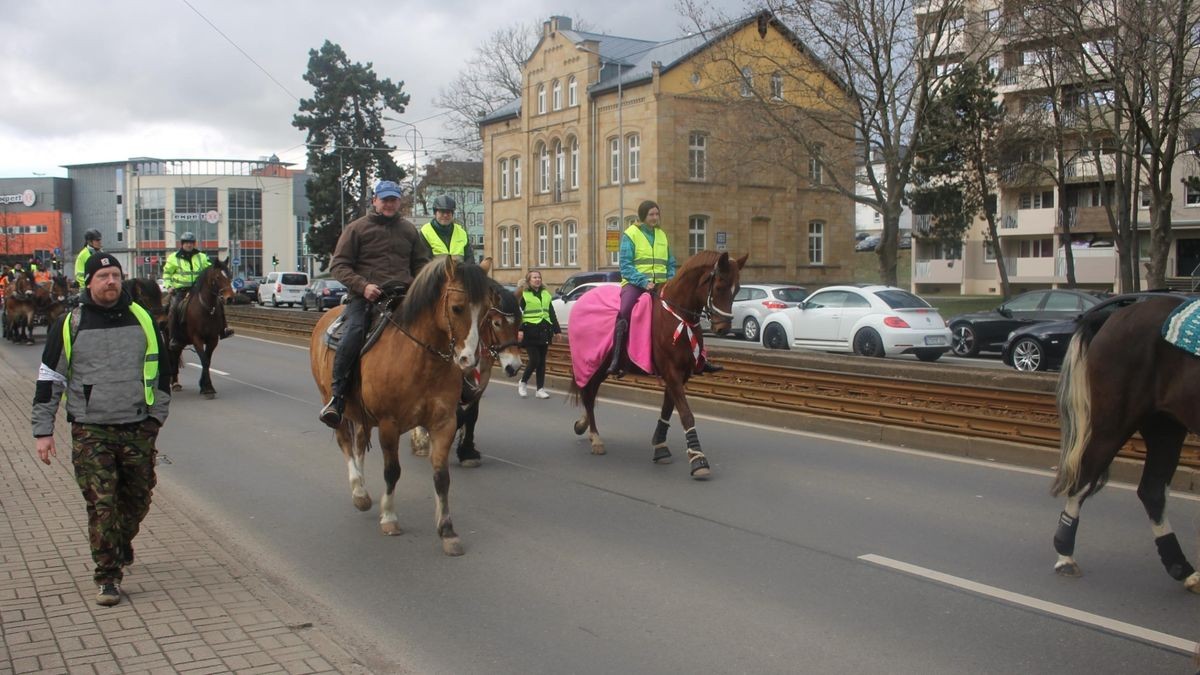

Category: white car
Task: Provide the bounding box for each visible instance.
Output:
[702,283,808,340]
[257,271,310,307]
[759,285,952,361]
[551,281,619,333]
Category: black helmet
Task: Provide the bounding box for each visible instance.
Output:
[84,228,102,242]
[432,195,457,213]
[180,232,197,243]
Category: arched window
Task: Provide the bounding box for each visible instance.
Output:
[552,222,563,266]
[537,84,546,114]
[512,157,521,197]
[569,137,579,189]
[568,76,577,107]
[512,225,522,266]
[567,221,578,266]
[770,72,784,99]
[627,133,640,182]
[499,159,509,199]
[552,80,562,110]
[500,227,510,267]
[555,140,565,197]
[537,223,548,266]
[538,143,549,193]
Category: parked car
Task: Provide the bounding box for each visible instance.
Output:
[898,232,912,249]
[760,285,952,361]
[257,271,310,307]
[300,279,347,311]
[701,284,808,341]
[555,270,621,298]
[948,289,1107,357]
[552,281,618,333]
[855,235,881,252]
[236,277,260,304]
[1000,291,1193,372]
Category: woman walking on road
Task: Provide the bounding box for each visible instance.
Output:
[517,269,560,399]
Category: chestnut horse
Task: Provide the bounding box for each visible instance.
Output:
[309,256,494,556]
[569,250,747,479]
[410,277,524,466]
[168,258,235,399]
[4,271,38,344]
[1052,295,1200,592]
[33,274,71,337]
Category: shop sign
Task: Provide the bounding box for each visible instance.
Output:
[0,190,36,207]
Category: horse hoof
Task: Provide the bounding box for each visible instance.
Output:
[442,538,464,556]
[1054,561,1082,578]
[652,445,672,464]
[1185,572,1200,593]
[573,418,588,436]
[459,458,481,468]
[590,442,606,455]
[353,494,372,511]
[689,456,711,480]
[380,521,403,536]
[202,391,215,400]
[171,383,182,392]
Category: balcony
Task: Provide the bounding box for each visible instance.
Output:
[913,213,933,237]
[913,259,964,283]
[1005,255,1057,280]
[1055,247,1117,283]
[1063,154,1117,182]
[1000,208,1056,236]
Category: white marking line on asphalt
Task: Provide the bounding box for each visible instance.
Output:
[859,554,1199,655]
[235,334,308,350]
[185,363,230,376]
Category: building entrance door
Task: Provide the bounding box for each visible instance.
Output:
[1176,238,1200,278]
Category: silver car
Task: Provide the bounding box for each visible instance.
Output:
[703,284,808,341]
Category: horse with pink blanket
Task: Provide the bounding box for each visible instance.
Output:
[568,250,747,479]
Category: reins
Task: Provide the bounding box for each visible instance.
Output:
[387,283,473,363]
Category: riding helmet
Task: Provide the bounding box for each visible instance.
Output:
[180,232,197,243]
[84,228,102,243]
[432,195,457,213]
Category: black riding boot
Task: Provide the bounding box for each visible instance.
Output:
[321,352,351,428]
[607,319,628,378]
[167,301,183,350]
[700,360,723,374]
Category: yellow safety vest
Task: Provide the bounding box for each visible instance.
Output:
[622,224,670,286]
[63,304,160,405]
[421,222,469,257]
[521,289,551,325]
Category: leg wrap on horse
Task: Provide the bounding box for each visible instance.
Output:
[684,427,701,452]
[1154,533,1197,581]
[1053,511,1079,556]
[684,427,708,474]
[652,418,670,446]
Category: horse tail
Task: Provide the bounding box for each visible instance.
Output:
[1051,318,1102,497]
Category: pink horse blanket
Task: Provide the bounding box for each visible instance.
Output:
[568,285,655,387]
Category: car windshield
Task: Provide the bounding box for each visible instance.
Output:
[874,289,932,309]
[325,280,345,290]
[773,288,807,302]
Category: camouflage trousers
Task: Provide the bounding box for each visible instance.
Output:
[71,421,159,584]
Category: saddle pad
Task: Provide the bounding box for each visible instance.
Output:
[568,285,654,388]
[1161,297,1200,357]
[322,305,392,355]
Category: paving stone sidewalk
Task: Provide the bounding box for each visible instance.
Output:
[0,354,365,674]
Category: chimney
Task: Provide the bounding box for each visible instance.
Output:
[551,16,572,32]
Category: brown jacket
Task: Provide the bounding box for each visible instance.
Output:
[330,209,432,296]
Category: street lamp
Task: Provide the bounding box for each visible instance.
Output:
[405,127,424,216]
[577,43,626,269]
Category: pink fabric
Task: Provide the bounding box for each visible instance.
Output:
[568,285,654,387]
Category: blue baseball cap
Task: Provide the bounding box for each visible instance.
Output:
[374,180,403,199]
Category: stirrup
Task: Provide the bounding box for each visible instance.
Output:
[319,396,344,428]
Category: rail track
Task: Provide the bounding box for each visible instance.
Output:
[227,305,1199,469]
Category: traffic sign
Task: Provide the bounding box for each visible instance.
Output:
[232,278,245,290]
[232,258,240,266]
[54,247,62,256]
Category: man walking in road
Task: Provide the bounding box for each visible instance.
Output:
[32,253,171,607]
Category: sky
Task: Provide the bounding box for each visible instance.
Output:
[0,0,750,179]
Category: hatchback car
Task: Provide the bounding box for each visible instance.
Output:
[300,279,347,311]
[702,284,807,341]
[760,285,952,361]
[551,281,618,333]
[257,271,310,307]
[1000,291,1194,371]
[948,289,1106,357]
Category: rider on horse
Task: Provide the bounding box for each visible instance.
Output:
[419,195,476,263]
[164,232,233,349]
[74,229,103,289]
[318,180,433,428]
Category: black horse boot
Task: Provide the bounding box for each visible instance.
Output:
[607,319,628,378]
[700,360,723,374]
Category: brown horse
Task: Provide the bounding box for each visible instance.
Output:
[33,274,71,337]
[309,256,495,555]
[1052,295,1200,593]
[168,258,235,399]
[4,271,38,344]
[123,277,167,330]
[410,277,524,466]
[569,250,747,479]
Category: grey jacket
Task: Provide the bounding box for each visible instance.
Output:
[32,291,171,437]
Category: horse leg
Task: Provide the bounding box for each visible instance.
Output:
[1135,415,1199,592]
[427,419,463,556]
[170,344,184,391]
[573,371,606,455]
[410,426,431,457]
[457,401,482,468]
[198,340,217,398]
[1052,431,1132,577]
[339,419,372,512]
[376,421,404,536]
[651,395,675,464]
[666,379,710,480]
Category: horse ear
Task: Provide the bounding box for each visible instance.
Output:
[479,256,493,274]
[735,253,748,270]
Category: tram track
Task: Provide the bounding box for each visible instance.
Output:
[227,305,1199,470]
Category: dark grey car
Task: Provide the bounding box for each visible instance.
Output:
[948,289,1106,357]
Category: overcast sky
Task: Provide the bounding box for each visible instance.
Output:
[0,0,751,179]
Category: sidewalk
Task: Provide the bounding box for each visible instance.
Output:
[0,355,365,674]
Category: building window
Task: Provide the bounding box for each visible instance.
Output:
[688,216,708,256]
[1187,179,1200,205]
[984,240,996,262]
[808,221,825,265]
[568,76,577,107]
[1019,190,1054,209]
[610,137,621,184]
[500,227,510,267]
[570,137,579,189]
[985,8,1001,31]
[136,188,166,243]
[552,80,561,110]
[988,55,1002,76]
[228,188,263,278]
[740,66,753,97]
[537,223,548,266]
[1140,189,1151,208]
[809,144,824,185]
[512,225,522,266]
[537,84,546,114]
[567,221,578,265]
[688,133,707,181]
[1019,238,1055,257]
[499,159,509,199]
[607,217,621,266]
[627,133,640,182]
[174,187,219,243]
[770,72,783,100]
[555,140,565,198]
[552,222,563,266]
[539,143,550,193]
[512,157,521,197]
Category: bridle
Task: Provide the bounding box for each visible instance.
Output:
[661,259,734,325]
[480,304,520,360]
[196,267,232,316]
[391,284,476,363]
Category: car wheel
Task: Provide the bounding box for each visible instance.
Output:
[300,298,307,311]
[762,323,789,350]
[914,348,944,362]
[951,323,979,357]
[853,327,885,357]
[272,295,279,308]
[743,317,760,342]
[1011,337,1046,372]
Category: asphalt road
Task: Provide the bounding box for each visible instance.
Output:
[4,332,1195,673]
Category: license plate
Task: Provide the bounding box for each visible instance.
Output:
[924,336,946,346]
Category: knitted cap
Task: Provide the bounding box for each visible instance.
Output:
[84,254,122,285]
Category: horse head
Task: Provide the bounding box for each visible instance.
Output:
[50,274,70,303]
[12,270,36,299]
[400,255,491,371]
[483,276,524,377]
[209,257,236,303]
[663,250,748,335]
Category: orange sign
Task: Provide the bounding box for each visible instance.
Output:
[605,231,621,252]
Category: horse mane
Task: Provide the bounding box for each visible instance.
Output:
[397,258,491,328]
[188,258,230,292]
[490,278,519,316]
[662,250,726,294]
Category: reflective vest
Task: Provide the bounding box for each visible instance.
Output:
[622,224,670,286]
[74,246,97,288]
[421,222,469,257]
[63,303,160,405]
[521,289,551,325]
[163,250,211,289]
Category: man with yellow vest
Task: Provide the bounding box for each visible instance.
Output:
[163,232,233,348]
[420,195,475,263]
[75,229,104,289]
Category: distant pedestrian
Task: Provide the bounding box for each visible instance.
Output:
[517,269,560,399]
[32,253,171,607]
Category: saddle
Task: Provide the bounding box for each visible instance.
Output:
[323,283,408,355]
[1162,297,1200,357]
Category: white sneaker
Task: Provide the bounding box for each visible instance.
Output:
[518,381,528,398]
[535,388,550,399]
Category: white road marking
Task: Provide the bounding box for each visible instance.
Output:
[859,554,1199,655]
[185,363,229,376]
[235,334,308,350]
